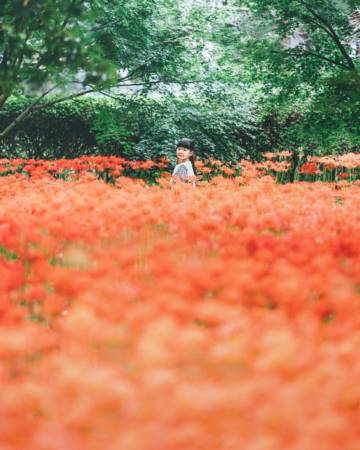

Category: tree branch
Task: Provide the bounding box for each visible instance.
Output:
[0,86,57,139]
[115,58,161,85]
[97,78,209,99]
[0,73,208,139]
[0,50,9,78]
[13,28,32,74]
[31,88,94,112]
[0,95,9,109]
[297,0,356,70]
[271,49,350,69]
[116,79,207,88]
[61,0,77,30]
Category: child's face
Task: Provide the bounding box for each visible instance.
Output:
[176,146,193,162]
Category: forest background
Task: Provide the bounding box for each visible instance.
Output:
[1,0,359,162]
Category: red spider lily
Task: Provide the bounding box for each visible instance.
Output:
[338,172,351,179]
[1,154,359,187]
[277,150,293,157]
[263,152,276,159]
[325,162,337,170]
[222,167,236,175]
[310,153,360,169]
[0,173,360,448]
[300,162,322,175]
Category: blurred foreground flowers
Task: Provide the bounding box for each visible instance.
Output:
[0,157,360,449]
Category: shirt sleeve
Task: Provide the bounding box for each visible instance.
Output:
[173,164,188,181]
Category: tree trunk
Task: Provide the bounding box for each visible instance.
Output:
[289,149,301,182]
[0,95,9,109]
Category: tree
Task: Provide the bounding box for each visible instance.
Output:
[91,0,206,91]
[210,0,360,154]
[232,0,360,92]
[0,0,116,137]
[0,1,118,100]
[0,0,209,139]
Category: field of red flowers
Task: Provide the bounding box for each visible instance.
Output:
[0,151,359,184]
[1,155,360,449]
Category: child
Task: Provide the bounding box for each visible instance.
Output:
[171,138,197,187]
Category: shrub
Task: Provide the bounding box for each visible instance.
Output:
[0,93,257,161]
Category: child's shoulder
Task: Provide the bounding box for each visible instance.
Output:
[175,161,190,168]
[184,160,195,174]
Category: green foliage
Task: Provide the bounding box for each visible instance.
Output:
[0,0,212,142]
[0,96,99,158]
[236,0,360,88]
[0,0,116,99]
[92,109,134,158]
[91,0,204,89]
[0,93,258,161]
[0,245,18,261]
[0,0,198,102]
[253,70,360,154]
[2,0,359,157]
[107,88,258,161]
[224,0,360,154]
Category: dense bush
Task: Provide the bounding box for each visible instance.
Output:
[255,71,360,155]
[0,97,99,159]
[2,75,358,161]
[285,72,360,155]
[0,93,257,161]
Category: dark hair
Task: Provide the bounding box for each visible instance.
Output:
[176,138,197,176]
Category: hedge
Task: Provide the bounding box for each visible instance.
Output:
[0,94,258,161]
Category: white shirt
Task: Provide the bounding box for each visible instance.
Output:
[172,160,195,178]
